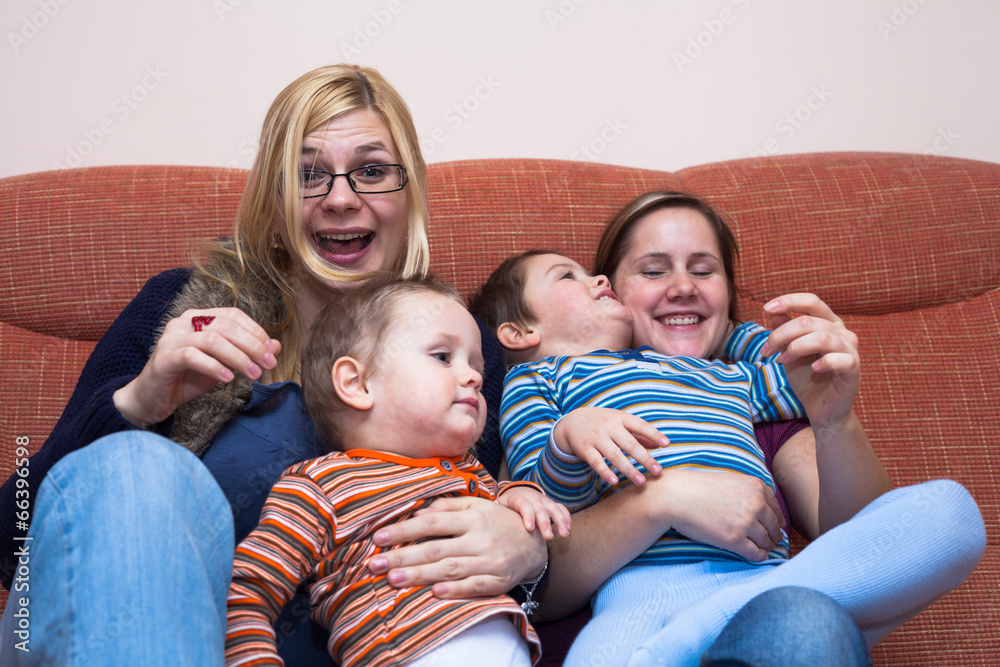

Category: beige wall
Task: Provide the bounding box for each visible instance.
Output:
[2,0,997,178]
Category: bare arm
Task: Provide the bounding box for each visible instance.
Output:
[764,294,892,539]
[773,416,890,540]
[536,468,784,621]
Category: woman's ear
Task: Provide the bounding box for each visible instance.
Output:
[496,321,541,353]
[332,357,374,411]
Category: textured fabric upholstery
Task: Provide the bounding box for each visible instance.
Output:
[1,154,997,665]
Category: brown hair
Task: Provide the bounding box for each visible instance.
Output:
[468,250,560,337]
[301,275,463,451]
[196,64,431,382]
[593,191,741,325]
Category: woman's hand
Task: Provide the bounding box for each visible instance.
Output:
[762,293,860,429]
[539,467,784,620]
[553,407,667,486]
[660,469,785,561]
[113,308,280,428]
[762,293,892,533]
[366,496,547,599]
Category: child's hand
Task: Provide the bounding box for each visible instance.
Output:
[498,486,571,539]
[553,407,667,487]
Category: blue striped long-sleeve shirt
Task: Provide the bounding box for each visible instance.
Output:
[500,322,804,564]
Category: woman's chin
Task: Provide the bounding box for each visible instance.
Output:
[642,318,730,360]
[645,332,714,360]
[308,248,397,289]
[664,343,712,359]
[315,245,376,273]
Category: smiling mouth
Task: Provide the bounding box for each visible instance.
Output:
[316,232,374,255]
[596,290,620,302]
[658,315,702,326]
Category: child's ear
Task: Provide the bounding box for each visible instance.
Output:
[497,321,541,353]
[332,357,374,411]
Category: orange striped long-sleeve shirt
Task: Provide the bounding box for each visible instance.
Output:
[225,448,542,666]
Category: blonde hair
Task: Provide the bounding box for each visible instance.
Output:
[196,65,430,381]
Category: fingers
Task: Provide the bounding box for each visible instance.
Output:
[372,506,473,550]
[497,494,570,540]
[368,532,470,587]
[738,538,772,563]
[775,332,860,376]
[164,307,280,380]
[149,343,225,382]
[808,351,858,374]
[432,575,509,599]
[610,434,657,485]
[370,551,500,595]
[757,484,785,550]
[763,481,786,530]
[513,500,541,534]
[497,486,571,539]
[622,413,670,451]
[122,314,278,426]
[762,293,857,359]
[367,498,547,599]
[557,409,666,486]
[581,449,627,487]
[583,432,657,486]
[765,316,858,361]
[763,293,842,354]
[759,506,784,549]
[511,494,569,540]
[550,502,572,537]
[531,500,572,539]
[764,293,839,322]
[735,515,781,562]
[728,482,783,561]
[621,414,667,476]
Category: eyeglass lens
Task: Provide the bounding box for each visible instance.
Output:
[299,164,405,196]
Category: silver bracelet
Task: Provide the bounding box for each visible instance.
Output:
[519,556,548,616]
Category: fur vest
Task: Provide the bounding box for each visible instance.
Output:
[157,262,288,456]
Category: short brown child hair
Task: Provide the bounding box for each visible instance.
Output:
[468,249,561,343]
[301,274,464,450]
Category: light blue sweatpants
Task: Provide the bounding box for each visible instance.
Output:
[563,479,985,667]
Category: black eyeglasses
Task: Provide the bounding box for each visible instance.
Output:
[298,164,408,197]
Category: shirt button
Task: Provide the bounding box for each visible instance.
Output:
[468,479,478,493]
[440,460,453,472]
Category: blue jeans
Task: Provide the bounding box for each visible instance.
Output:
[1,432,233,666]
[701,587,871,667]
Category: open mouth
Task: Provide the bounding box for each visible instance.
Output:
[316,231,374,256]
[596,290,620,302]
[657,315,702,326]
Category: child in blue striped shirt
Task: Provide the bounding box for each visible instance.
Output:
[471,250,803,564]
[470,248,984,667]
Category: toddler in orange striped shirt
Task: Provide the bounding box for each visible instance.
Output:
[225,276,569,667]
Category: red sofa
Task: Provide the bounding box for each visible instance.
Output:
[1,152,997,664]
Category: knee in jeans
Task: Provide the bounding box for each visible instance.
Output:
[74,431,202,481]
[703,587,870,667]
[48,431,224,515]
[738,587,864,644]
[748,587,848,622]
